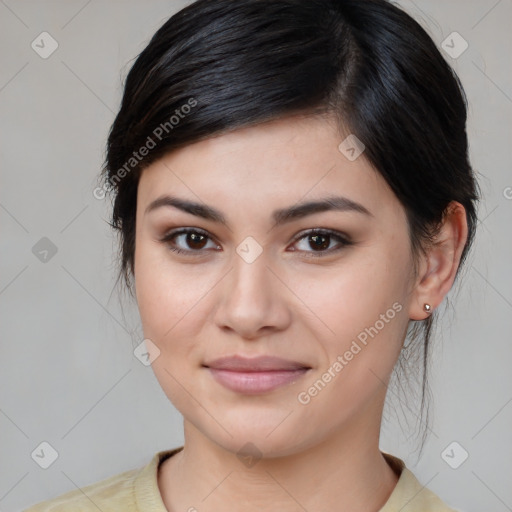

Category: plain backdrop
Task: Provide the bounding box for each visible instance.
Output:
[1,1,511,511]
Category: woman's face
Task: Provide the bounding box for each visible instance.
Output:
[134,115,418,457]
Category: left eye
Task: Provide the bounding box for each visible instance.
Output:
[290,229,352,257]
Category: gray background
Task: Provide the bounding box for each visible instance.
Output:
[1,1,511,511]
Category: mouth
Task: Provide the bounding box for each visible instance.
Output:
[203,355,311,394]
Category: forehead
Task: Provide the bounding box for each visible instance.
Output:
[137,115,401,222]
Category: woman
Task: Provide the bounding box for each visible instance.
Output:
[25,0,479,510]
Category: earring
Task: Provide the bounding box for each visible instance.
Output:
[423,303,432,314]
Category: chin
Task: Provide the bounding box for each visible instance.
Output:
[192,412,316,459]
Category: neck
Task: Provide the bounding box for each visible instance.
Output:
[158,407,399,512]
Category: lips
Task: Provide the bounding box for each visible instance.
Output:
[203,355,311,394]
[203,355,310,372]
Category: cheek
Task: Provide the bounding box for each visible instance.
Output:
[134,237,202,344]
[292,239,411,377]
[133,242,209,408]
[292,264,409,427]
[294,254,408,336]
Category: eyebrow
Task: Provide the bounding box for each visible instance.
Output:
[144,194,373,227]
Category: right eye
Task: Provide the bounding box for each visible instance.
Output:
[160,228,221,256]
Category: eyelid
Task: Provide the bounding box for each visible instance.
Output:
[162,226,212,240]
[290,227,350,244]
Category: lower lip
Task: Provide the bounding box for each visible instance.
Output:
[207,368,310,394]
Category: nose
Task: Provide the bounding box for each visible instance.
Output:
[213,250,292,340]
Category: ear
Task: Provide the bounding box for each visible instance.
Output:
[408,201,469,321]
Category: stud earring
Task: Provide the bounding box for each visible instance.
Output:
[423,303,432,314]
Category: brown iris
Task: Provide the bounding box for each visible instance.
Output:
[187,232,208,250]
[309,234,330,251]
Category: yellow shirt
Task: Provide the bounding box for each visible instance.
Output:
[24,446,457,511]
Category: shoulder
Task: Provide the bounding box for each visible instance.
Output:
[22,448,183,512]
[380,452,459,512]
[22,467,141,512]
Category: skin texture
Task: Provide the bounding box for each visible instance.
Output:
[133,114,468,512]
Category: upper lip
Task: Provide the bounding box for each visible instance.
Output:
[203,355,310,372]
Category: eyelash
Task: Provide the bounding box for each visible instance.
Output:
[160,227,353,258]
